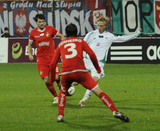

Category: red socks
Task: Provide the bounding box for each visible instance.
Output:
[58,89,67,116]
[99,92,119,112]
[46,84,58,97]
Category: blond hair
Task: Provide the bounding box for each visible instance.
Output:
[97,16,110,27]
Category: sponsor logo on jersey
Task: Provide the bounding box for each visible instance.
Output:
[39,41,49,47]
[99,35,103,38]
[40,33,45,36]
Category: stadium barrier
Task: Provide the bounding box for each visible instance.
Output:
[0,37,160,64]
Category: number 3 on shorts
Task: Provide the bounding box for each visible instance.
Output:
[64,43,77,59]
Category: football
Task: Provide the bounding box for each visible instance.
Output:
[67,85,75,96]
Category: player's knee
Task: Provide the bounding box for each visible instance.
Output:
[92,86,102,96]
[72,81,79,86]
[93,76,100,82]
[44,79,49,84]
[43,77,49,84]
[55,74,60,80]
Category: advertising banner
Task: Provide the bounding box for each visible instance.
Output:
[8,38,61,63]
[0,0,109,37]
[8,38,36,62]
[0,0,160,37]
[107,38,160,64]
[112,0,160,34]
[0,38,8,63]
[3,37,160,64]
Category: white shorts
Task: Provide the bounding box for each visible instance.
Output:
[84,58,105,79]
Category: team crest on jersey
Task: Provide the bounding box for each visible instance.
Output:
[105,37,108,39]
[40,71,43,76]
[46,32,50,37]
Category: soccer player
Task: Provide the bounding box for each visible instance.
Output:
[77,16,142,106]
[28,14,65,104]
[50,23,130,122]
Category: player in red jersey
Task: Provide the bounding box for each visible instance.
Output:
[28,14,65,104]
[50,23,130,122]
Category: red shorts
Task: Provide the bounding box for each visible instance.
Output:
[61,71,98,91]
[37,63,60,79]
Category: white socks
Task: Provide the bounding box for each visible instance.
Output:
[81,89,93,102]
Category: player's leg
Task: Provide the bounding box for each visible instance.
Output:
[92,86,119,112]
[81,72,129,122]
[80,74,118,112]
[43,76,58,100]
[92,86,129,122]
[37,64,58,103]
[55,64,75,95]
[79,76,99,103]
[55,64,61,90]
[57,74,71,122]
[78,62,105,106]
[57,89,67,122]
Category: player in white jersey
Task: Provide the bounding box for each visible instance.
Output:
[76,16,142,106]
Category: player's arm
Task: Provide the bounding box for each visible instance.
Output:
[113,28,142,43]
[51,26,65,40]
[83,41,101,73]
[83,32,94,58]
[49,47,60,83]
[57,32,65,41]
[28,40,34,61]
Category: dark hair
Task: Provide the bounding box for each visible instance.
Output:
[4,27,9,31]
[34,14,45,22]
[65,23,77,37]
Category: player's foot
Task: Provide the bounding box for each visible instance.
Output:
[53,97,58,104]
[113,111,130,122]
[78,101,86,106]
[57,115,64,122]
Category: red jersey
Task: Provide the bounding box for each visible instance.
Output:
[29,25,58,64]
[50,37,101,82]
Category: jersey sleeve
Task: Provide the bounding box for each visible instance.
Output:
[112,30,141,43]
[49,46,60,83]
[82,41,101,73]
[51,26,58,37]
[29,30,34,41]
[83,31,94,58]
[83,31,94,44]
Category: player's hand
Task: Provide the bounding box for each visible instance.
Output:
[29,54,34,61]
[61,36,66,41]
[138,28,142,32]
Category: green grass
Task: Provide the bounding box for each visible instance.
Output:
[0,63,160,131]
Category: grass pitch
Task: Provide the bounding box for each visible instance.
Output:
[0,63,160,131]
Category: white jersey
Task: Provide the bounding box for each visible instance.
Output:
[84,29,141,63]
